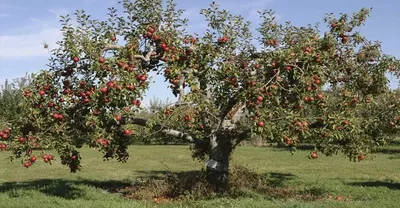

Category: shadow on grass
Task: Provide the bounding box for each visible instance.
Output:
[372,148,400,154]
[388,155,400,160]
[388,140,400,146]
[348,181,400,190]
[265,172,296,187]
[0,169,324,201]
[271,143,400,155]
[134,170,295,188]
[0,178,131,199]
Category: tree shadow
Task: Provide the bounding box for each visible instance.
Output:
[388,155,400,160]
[0,170,322,201]
[133,170,296,187]
[271,143,400,155]
[263,172,296,187]
[388,140,400,146]
[134,170,199,180]
[347,181,400,190]
[372,147,400,154]
[0,178,131,200]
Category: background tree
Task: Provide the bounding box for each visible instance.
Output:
[1,0,400,191]
[0,75,31,122]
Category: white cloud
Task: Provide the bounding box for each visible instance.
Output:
[0,6,70,58]
[0,28,62,58]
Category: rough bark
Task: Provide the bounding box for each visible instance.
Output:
[205,135,232,192]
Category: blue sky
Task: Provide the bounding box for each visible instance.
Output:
[1,0,399,105]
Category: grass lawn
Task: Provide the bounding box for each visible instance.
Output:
[0,145,399,208]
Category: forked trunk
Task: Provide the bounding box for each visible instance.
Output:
[205,135,232,192]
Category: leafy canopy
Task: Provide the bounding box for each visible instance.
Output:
[1,0,400,171]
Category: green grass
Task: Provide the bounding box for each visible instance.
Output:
[0,145,400,208]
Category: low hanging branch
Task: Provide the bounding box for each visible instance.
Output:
[118,117,205,146]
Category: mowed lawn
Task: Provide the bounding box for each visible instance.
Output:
[0,145,400,208]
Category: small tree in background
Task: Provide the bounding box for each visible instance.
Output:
[1,0,400,191]
[0,75,31,122]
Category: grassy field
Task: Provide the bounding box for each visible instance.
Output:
[0,145,399,208]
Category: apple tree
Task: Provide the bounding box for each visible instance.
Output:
[1,0,400,191]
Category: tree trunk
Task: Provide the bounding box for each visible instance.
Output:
[205,135,232,192]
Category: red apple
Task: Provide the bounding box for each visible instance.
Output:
[257,121,265,127]
[100,87,108,94]
[72,56,80,62]
[184,115,191,122]
[335,195,343,201]
[24,161,32,168]
[98,57,106,63]
[358,154,365,161]
[127,84,135,91]
[311,152,318,159]
[18,137,26,143]
[107,81,114,88]
[148,26,155,33]
[124,129,132,135]
[47,154,54,160]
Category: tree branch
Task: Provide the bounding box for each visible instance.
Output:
[178,73,186,103]
[101,44,122,54]
[231,129,251,148]
[221,70,278,129]
[230,104,246,124]
[123,118,203,145]
[100,44,154,62]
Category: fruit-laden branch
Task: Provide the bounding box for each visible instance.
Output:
[121,118,205,145]
[100,44,154,62]
[221,71,279,129]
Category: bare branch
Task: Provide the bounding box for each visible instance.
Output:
[141,45,154,62]
[206,83,213,100]
[286,63,305,77]
[167,101,192,108]
[100,44,154,62]
[124,118,203,145]
[230,104,246,124]
[101,44,122,54]
[178,73,186,103]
